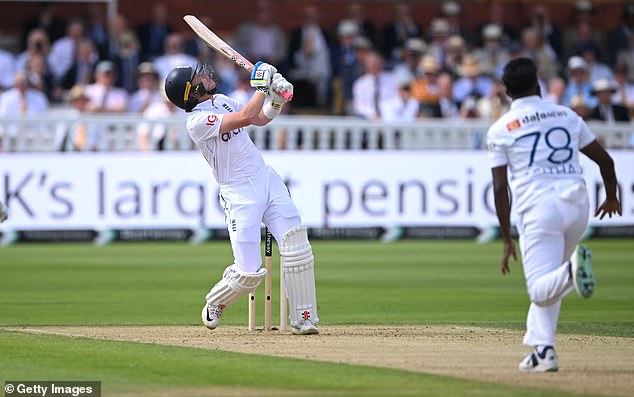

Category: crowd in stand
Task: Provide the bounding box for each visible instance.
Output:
[1,0,634,150]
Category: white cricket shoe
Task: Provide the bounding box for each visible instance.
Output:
[519,346,559,372]
[571,245,594,298]
[201,303,224,330]
[292,319,319,335]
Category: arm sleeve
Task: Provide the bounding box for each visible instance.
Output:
[487,126,509,168]
[186,111,224,144]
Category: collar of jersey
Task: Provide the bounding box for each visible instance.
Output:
[510,95,542,109]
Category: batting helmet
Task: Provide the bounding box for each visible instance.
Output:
[164,64,218,112]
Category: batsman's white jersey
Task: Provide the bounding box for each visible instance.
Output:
[487,95,596,347]
[185,93,300,272]
[187,95,265,184]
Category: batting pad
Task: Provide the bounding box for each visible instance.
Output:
[205,264,266,308]
[280,225,319,327]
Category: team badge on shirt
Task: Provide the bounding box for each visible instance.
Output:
[506,119,521,132]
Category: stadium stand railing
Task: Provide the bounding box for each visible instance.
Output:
[1,114,632,152]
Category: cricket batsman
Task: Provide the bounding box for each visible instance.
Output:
[164,61,319,335]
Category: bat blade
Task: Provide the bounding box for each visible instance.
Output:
[183,15,293,102]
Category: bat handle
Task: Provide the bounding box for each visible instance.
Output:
[279,89,293,102]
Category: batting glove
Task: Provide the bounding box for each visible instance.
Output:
[250,61,277,96]
[270,73,293,104]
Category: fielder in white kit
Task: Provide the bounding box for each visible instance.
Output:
[164,61,319,335]
[487,58,621,372]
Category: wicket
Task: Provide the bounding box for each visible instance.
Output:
[248,228,287,331]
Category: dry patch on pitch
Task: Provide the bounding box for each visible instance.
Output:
[6,325,634,397]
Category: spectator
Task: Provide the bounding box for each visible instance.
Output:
[563,1,604,61]
[543,76,567,104]
[569,95,591,119]
[330,19,363,115]
[381,79,419,122]
[343,2,377,47]
[476,78,510,119]
[0,48,15,90]
[100,14,129,61]
[287,3,332,108]
[453,55,493,107]
[153,33,197,81]
[411,55,441,117]
[427,18,450,69]
[56,85,100,152]
[612,63,634,111]
[473,24,510,78]
[444,35,468,77]
[137,88,186,151]
[184,15,214,62]
[519,26,559,82]
[475,1,518,48]
[128,62,162,113]
[84,60,128,113]
[578,42,613,84]
[607,3,634,65]
[22,2,66,47]
[24,53,55,101]
[436,71,460,118]
[48,18,85,83]
[352,51,398,120]
[589,79,631,122]
[84,4,108,53]
[392,38,426,85]
[615,31,634,82]
[440,1,468,41]
[113,31,142,92]
[59,38,98,91]
[529,3,563,60]
[0,71,49,150]
[136,3,173,60]
[382,3,422,64]
[563,56,597,108]
[15,28,51,72]
[234,0,287,70]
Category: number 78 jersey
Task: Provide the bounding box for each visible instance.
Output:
[487,95,596,213]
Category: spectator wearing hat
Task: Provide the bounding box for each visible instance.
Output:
[343,2,377,48]
[569,95,591,120]
[589,79,630,123]
[529,4,563,60]
[112,31,142,93]
[452,55,493,107]
[56,85,101,151]
[473,24,510,78]
[382,3,422,64]
[439,1,468,43]
[444,35,467,77]
[563,56,597,108]
[392,38,427,84]
[427,18,450,69]
[475,1,518,48]
[128,62,162,113]
[84,60,128,113]
[330,19,364,115]
[411,55,441,117]
[136,86,187,151]
[519,26,559,82]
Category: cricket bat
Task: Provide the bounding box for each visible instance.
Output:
[183,15,293,102]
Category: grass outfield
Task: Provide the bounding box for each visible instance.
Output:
[0,239,632,396]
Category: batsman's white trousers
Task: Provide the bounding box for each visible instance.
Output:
[219,165,301,273]
[516,184,589,347]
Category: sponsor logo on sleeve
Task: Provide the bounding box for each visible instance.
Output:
[506,119,521,132]
[206,114,218,126]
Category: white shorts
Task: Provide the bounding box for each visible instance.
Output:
[219,165,301,272]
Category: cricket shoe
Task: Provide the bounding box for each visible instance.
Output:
[570,245,594,298]
[201,303,224,330]
[519,346,559,372]
[292,319,319,335]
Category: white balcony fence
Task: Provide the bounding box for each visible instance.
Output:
[1,112,632,152]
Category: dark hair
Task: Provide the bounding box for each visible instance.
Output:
[502,57,538,98]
